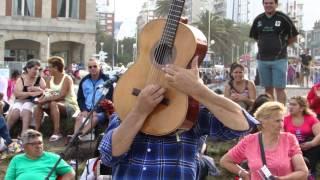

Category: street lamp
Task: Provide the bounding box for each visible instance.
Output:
[132,43,137,61]
[231,43,235,63]
[100,42,104,52]
[121,44,124,55]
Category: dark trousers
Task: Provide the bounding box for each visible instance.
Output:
[303,145,320,174]
[0,116,12,146]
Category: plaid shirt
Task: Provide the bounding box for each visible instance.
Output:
[99,107,258,180]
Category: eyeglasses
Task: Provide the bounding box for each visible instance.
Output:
[88,65,98,69]
[27,141,43,146]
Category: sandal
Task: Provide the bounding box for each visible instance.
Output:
[49,134,63,142]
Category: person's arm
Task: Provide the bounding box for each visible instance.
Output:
[288,36,297,46]
[220,154,250,180]
[163,57,249,131]
[242,80,256,106]
[60,172,75,180]
[111,84,166,156]
[77,78,88,111]
[300,122,320,151]
[223,84,232,99]
[274,154,308,180]
[4,158,16,180]
[14,78,42,99]
[220,135,251,180]
[43,75,73,102]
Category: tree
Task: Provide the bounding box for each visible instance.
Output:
[155,0,186,17]
[194,12,252,65]
[116,37,136,66]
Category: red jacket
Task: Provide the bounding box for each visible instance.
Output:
[307,83,320,114]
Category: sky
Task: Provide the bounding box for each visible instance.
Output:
[101,0,320,39]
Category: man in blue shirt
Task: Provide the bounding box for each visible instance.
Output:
[72,58,114,140]
[99,57,258,179]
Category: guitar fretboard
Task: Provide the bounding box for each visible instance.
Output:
[161,0,185,48]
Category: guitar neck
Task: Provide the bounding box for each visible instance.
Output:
[161,0,185,47]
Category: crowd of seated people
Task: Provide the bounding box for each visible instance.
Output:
[3,59,320,179]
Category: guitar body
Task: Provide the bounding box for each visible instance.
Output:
[113,19,207,136]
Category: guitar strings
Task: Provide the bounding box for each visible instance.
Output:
[150,0,176,85]
[150,0,184,86]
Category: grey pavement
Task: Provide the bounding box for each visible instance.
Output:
[208,83,311,99]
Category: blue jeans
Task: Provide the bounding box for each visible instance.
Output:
[0,116,12,146]
[257,59,288,88]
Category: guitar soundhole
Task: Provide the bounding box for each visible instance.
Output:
[154,43,172,65]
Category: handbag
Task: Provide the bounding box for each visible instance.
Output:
[258,133,276,180]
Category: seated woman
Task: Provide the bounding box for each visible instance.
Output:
[307,82,320,119]
[34,56,79,142]
[284,96,320,178]
[220,101,308,179]
[224,63,256,110]
[248,93,273,116]
[6,59,46,135]
[5,129,74,179]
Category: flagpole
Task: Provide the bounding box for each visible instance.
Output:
[112,0,115,69]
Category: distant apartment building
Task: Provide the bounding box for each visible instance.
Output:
[278,0,303,30]
[310,21,320,60]
[278,0,304,56]
[97,12,114,36]
[190,0,251,24]
[0,0,96,66]
[136,0,157,32]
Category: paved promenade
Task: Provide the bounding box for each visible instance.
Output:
[208,83,311,99]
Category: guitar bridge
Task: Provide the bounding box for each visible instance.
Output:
[132,88,169,106]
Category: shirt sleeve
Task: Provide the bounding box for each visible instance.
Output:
[249,18,259,40]
[283,15,299,38]
[99,113,127,166]
[227,134,251,164]
[287,133,302,158]
[196,107,259,140]
[50,153,74,176]
[4,157,17,180]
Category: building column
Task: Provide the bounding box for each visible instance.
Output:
[40,34,50,62]
[83,38,96,65]
[0,34,5,64]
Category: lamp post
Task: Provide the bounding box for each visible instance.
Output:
[111,0,116,69]
[231,43,235,63]
[121,44,124,55]
[132,43,137,61]
[100,42,104,52]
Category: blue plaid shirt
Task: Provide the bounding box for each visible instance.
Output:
[99,107,258,180]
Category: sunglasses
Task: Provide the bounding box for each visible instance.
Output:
[88,65,98,69]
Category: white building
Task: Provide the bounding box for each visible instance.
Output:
[0,0,96,67]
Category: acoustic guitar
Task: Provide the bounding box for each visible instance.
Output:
[113,0,208,136]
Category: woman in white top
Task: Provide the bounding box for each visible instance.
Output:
[34,56,79,142]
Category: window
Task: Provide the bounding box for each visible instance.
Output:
[57,0,79,18]
[13,0,35,16]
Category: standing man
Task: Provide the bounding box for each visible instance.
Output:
[250,0,298,104]
[72,58,114,140]
[300,48,313,87]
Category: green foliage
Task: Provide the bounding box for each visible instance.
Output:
[96,23,136,66]
[194,11,253,66]
[155,0,187,18]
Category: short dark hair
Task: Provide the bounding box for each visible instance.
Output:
[23,59,41,73]
[48,56,65,72]
[263,0,278,4]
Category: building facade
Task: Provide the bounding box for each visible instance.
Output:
[0,0,96,66]
[310,21,320,61]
